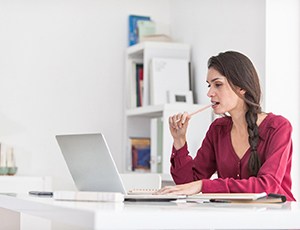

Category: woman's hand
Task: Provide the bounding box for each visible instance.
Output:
[155,180,202,196]
[169,112,190,149]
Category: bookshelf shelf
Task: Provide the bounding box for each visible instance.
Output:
[126,105,165,117]
[127,42,190,59]
[126,103,210,117]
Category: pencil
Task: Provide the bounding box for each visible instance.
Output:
[175,104,212,123]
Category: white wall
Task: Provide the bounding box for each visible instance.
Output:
[169,0,266,105]
[265,0,300,200]
[0,0,171,189]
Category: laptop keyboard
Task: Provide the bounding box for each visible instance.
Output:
[127,188,159,195]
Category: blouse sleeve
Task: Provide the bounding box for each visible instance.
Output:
[170,123,217,184]
[201,116,294,200]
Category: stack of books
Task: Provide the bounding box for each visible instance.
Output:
[128,14,171,46]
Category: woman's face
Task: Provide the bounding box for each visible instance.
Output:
[206,67,245,115]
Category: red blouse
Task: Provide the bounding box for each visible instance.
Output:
[170,113,296,201]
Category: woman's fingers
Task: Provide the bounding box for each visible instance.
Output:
[155,181,202,196]
[155,186,182,195]
[181,112,189,124]
[169,112,190,130]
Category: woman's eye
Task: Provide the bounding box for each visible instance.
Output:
[207,82,222,88]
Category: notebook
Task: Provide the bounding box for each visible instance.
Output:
[187,192,267,202]
[55,133,184,201]
[186,192,286,204]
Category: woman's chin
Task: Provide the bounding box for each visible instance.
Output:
[213,109,226,116]
[213,108,222,114]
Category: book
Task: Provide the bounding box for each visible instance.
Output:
[128,62,143,108]
[130,138,151,172]
[128,15,151,46]
[140,34,172,43]
[53,191,124,202]
[187,192,286,204]
[150,118,163,173]
[137,20,156,42]
[136,64,144,107]
[129,62,137,108]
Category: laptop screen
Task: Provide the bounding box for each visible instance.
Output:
[56,133,127,194]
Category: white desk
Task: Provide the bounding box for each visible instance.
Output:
[1,193,300,230]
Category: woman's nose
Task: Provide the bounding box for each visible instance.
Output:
[207,87,214,98]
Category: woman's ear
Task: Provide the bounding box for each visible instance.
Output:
[239,88,246,95]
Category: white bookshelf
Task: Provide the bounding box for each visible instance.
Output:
[124,42,212,181]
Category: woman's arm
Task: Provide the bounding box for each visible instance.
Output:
[170,122,217,184]
[201,118,295,201]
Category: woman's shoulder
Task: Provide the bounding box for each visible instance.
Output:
[208,116,232,132]
[263,113,292,130]
[211,115,232,126]
[205,116,232,138]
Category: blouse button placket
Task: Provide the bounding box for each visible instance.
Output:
[237,161,241,178]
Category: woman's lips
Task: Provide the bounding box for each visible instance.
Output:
[211,101,220,108]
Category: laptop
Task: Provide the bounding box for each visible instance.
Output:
[55,133,184,201]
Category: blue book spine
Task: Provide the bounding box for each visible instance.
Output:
[128,15,151,46]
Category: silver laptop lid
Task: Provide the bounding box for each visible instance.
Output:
[56,133,127,194]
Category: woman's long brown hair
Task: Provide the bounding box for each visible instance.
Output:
[208,51,262,176]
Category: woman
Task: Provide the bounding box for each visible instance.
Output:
[157,51,295,201]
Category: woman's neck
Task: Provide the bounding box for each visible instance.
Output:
[231,111,248,132]
[229,102,248,130]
